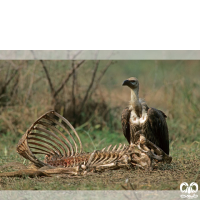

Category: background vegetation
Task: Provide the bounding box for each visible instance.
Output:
[0,60,199,190]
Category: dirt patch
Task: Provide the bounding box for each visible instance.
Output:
[0,159,199,190]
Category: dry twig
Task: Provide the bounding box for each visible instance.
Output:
[53,60,85,98]
[40,60,55,96]
[80,60,100,112]
[88,60,115,99]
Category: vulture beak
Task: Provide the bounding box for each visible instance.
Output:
[122,80,129,86]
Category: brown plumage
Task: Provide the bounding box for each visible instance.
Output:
[121,77,169,155]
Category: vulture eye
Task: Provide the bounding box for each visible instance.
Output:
[131,80,136,83]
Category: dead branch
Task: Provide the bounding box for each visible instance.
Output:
[25,63,36,105]
[40,60,55,96]
[7,60,26,70]
[71,60,76,118]
[79,60,100,113]
[10,73,19,98]
[6,69,18,86]
[4,66,10,84]
[54,60,85,98]
[88,60,115,99]
[0,68,19,96]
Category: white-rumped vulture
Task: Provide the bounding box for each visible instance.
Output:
[121,77,169,155]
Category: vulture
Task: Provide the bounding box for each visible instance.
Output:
[121,77,169,155]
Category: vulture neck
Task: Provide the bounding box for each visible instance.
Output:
[129,88,142,117]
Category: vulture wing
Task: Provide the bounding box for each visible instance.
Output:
[121,107,131,144]
[147,108,169,155]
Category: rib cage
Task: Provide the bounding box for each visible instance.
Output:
[17,110,83,168]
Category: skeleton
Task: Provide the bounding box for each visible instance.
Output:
[0,110,172,177]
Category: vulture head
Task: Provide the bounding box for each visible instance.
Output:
[122,77,141,110]
[122,77,139,90]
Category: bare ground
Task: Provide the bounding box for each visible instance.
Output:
[0,156,199,190]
